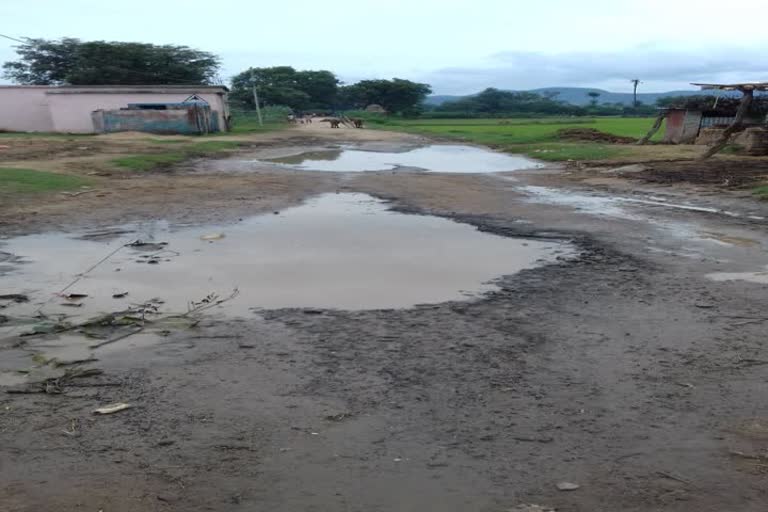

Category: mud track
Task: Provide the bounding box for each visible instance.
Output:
[2,124,768,512]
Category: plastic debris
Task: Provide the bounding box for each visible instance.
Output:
[200,233,225,241]
[60,293,88,300]
[94,403,133,415]
[556,482,580,491]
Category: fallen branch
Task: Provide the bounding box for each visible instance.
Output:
[61,189,98,197]
[89,326,144,349]
[656,470,693,485]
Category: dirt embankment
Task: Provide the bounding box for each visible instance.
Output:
[556,127,637,144]
[632,159,768,187]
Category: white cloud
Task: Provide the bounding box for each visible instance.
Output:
[424,46,768,94]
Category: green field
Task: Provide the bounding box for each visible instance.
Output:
[0,167,91,193]
[365,117,662,161]
[112,140,245,171]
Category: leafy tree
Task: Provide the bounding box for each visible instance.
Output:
[587,91,601,106]
[2,38,220,85]
[436,88,585,116]
[339,78,432,115]
[229,66,339,111]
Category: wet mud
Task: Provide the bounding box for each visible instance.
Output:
[2,127,768,512]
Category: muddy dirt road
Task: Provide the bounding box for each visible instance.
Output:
[2,123,768,512]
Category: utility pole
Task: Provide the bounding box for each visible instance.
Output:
[630,79,641,108]
[250,68,263,126]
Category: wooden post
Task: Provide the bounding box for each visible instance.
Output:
[250,68,263,126]
[699,88,754,159]
[636,111,667,145]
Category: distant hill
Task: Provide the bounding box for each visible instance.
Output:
[530,87,720,106]
[425,87,731,107]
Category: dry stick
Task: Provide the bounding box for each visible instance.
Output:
[86,289,239,348]
[3,239,137,342]
[61,189,99,197]
[699,89,754,159]
[34,239,135,317]
[89,326,144,349]
[656,471,693,486]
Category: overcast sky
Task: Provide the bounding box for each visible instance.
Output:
[2,0,767,94]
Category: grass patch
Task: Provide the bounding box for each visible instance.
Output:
[510,143,625,161]
[368,116,662,161]
[187,140,242,153]
[112,140,245,171]
[0,167,90,193]
[228,121,286,135]
[0,131,95,139]
[150,139,187,144]
[111,153,188,171]
[754,185,768,199]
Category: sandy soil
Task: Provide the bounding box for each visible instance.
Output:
[2,123,768,512]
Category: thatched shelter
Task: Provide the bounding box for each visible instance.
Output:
[691,82,768,158]
[365,104,386,113]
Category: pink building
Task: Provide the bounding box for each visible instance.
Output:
[0,85,229,133]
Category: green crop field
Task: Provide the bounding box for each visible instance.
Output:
[364,116,664,161]
[111,140,245,171]
[0,167,91,194]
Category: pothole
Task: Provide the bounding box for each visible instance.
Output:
[253,144,541,173]
[0,193,570,320]
[707,265,768,284]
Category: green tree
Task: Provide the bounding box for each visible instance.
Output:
[339,78,432,115]
[587,91,601,106]
[436,88,586,116]
[2,38,220,85]
[229,66,339,110]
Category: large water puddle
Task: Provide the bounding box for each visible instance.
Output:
[707,265,768,285]
[0,194,567,331]
[261,144,542,173]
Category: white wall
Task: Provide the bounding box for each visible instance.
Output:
[0,87,229,133]
[0,87,55,132]
[47,91,228,133]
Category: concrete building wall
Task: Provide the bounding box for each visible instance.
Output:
[0,86,229,133]
[0,87,55,132]
[46,90,228,133]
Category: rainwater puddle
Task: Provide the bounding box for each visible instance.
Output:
[518,185,753,221]
[262,144,541,173]
[518,185,641,220]
[707,265,768,285]
[0,193,567,330]
[517,186,766,248]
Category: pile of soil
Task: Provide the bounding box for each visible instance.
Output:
[633,159,768,187]
[556,127,636,144]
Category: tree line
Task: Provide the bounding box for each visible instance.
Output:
[8,38,712,118]
[429,88,658,117]
[1,38,432,115]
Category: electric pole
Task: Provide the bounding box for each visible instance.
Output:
[250,68,263,126]
[630,79,641,108]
